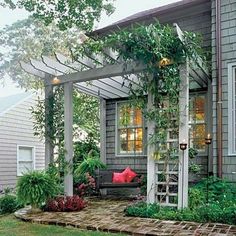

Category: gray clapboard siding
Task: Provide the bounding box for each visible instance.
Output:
[0,94,45,189]
[211,0,236,181]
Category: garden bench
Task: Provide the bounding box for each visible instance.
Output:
[95,169,141,192]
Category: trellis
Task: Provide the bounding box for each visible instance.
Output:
[20,23,209,209]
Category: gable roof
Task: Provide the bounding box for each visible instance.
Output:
[91,0,211,36]
[0,92,32,115]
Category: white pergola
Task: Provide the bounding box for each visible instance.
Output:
[20,24,209,209]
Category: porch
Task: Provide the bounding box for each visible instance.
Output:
[20,23,210,209]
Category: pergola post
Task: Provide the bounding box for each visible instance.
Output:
[147,92,156,203]
[100,98,106,164]
[64,82,74,196]
[178,60,190,209]
[44,82,54,167]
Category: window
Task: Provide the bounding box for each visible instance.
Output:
[17,146,35,176]
[228,63,236,155]
[189,94,206,153]
[116,102,145,156]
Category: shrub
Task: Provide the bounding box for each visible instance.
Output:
[17,170,59,209]
[74,151,106,177]
[0,194,22,214]
[45,195,87,212]
[188,188,205,209]
[73,138,100,165]
[193,177,236,203]
[124,202,160,218]
[75,173,96,197]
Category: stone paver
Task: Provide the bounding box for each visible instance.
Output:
[14,199,236,235]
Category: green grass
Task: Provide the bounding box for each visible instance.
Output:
[0,215,123,236]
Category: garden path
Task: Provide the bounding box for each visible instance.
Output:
[15,198,236,235]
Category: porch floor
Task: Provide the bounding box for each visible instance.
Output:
[15,198,236,235]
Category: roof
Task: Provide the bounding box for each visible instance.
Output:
[0,92,32,115]
[91,0,210,36]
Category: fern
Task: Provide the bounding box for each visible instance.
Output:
[17,170,59,209]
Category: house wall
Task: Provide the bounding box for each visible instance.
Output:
[104,3,212,177]
[0,95,45,189]
[211,0,236,181]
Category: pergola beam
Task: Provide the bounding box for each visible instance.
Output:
[50,61,146,85]
[19,61,46,79]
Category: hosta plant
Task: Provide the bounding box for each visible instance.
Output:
[17,170,59,211]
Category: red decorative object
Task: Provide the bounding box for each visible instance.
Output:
[112,172,126,183]
[123,167,137,183]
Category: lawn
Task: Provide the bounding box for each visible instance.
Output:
[0,215,123,236]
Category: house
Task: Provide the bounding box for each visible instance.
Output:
[92,0,212,177]
[20,0,235,208]
[0,93,45,190]
[91,0,236,182]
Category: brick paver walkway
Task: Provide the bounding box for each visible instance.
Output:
[15,199,236,235]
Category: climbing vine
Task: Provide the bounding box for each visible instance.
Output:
[73,22,205,203]
[74,22,204,157]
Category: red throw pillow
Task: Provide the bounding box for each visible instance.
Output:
[112,172,126,183]
[123,167,137,183]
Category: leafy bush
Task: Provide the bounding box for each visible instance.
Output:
[44,195,87,212]
[17,170,59,209]
[125,177,236,225]
[0,194,22,214]
[125,201,236,224]
[74,152,106,176]
[188,188,205,209]
[193,177,236,203]
[75,173,96,197]
[73,138,100,164]
[124,202,160,218]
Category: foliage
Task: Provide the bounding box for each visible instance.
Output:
[189,148,198,159]
[75,173,96,197]
[31,87,100,180]
[74,152,106,176]
[44,195,86,212]
[0,215,122,236]
[0,194,22,214]
[124,202,160,218]
[125,201,236,224]
[193,176,236,203]
[188,188,205,209]
[1,0,115,31]
[0,17,82,89]
[73,22,206,201]
[189,163,201,174]
[31,84,99,145]
[74,137,100,165]
[188,147,201,174]
[16,170,60,209]
[125,177,236,225]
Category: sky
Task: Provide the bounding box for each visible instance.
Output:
[0,0,180,97]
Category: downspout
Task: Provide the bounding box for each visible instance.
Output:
[216,0,222,178]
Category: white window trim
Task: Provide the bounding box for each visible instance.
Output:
[115,101,147,157]
[228,62,236,155]
[17,145,36,176]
